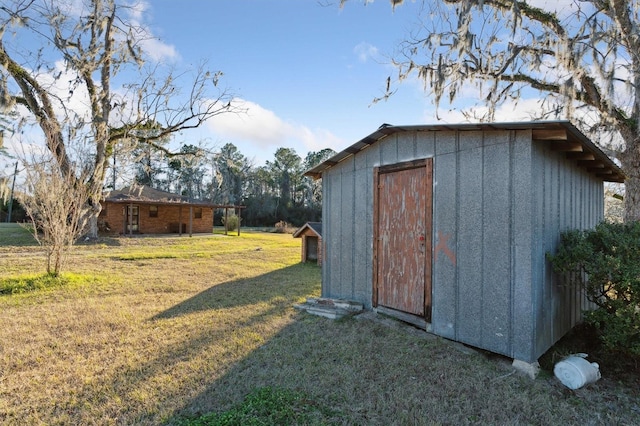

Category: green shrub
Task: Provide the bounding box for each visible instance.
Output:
[548,222,640,357]
[221,214,240,232]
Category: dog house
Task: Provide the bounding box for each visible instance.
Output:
[293,222,323,265]
[305,121,624,363]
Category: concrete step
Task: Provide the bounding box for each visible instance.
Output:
[294,297,364,320]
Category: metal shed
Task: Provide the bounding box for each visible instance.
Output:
[306,121,624,364]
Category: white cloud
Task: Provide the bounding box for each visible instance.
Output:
[140,37,179,62]
[493,98,550,121]
[206,98,345,160]
[297,126,346,154]
[422,97,550,124]
[208,99,290,145]
[125,0,147,21]
[354,42,380,63]
[123,0,180,63]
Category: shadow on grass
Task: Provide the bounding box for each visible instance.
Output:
[165,316,640,425]
[53,257,639,425]
[151,264,316,320]
[163,315,358,425]
[163,312,478,425]
[59,263,320,424]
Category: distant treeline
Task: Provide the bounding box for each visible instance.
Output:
[111,142,336,228]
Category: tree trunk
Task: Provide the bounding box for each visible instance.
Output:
[622,139,640,222]
[85,201,102,239]
[87,213,99,239]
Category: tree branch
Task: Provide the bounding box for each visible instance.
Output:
[0,41,71,176]
[444,0,567,37]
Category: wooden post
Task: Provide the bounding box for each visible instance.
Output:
[128,203,133,237]
[6,162,17,223]
[122,206,127,235]
[224,207,228,236]
[189,206,193,237]
[237,207,241,236]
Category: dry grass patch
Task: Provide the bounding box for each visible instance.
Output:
[0,231,314,424]
[0,227,638,425]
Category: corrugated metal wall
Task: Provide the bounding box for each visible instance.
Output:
[321,128,603,362]
[532,139,603,360]
[430,130,535,359]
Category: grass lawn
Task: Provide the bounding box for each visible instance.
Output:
[0,224,638,425]
[0,222,37,246]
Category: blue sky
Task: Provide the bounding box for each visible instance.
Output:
[148,0,574,165]
[138,0,436,165]
[2,0,571,172]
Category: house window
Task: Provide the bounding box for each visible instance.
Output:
[149,205,158,218]
[194,207,202,219]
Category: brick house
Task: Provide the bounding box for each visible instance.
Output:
[293,222,322,265]
[100,185,216,235]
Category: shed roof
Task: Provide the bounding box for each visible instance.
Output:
[305,121,625,183]
[103,185,244,209]
[293,222,322,238]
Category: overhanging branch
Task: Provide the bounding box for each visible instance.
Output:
[0,41,71,176]
[444,0,566,37]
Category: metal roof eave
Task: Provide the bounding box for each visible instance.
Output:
[304,121,625,183]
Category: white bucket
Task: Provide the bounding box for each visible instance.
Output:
[553,354,601,390]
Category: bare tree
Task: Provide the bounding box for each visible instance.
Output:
[0,0,238,237]
[19,148,93,275]
[362,0,639,220]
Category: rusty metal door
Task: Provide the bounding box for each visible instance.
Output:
[374,160,432,320]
